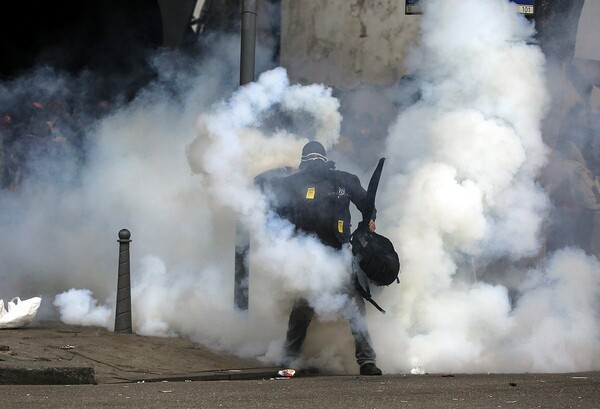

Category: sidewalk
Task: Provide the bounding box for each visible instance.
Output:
[0,321,280,385]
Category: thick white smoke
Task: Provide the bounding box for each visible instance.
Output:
[375,0,600,373]
[46,65,360,367]
[184,67,360,362]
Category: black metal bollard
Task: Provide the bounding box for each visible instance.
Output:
[114,229,132,333]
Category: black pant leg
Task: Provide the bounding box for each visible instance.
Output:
[283,298,314,362]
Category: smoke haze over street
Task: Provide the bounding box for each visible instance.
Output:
[0,0,598,375]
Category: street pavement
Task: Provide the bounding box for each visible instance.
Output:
[1,371,599,408]
[1,321,599,409]
[0,321,279,384]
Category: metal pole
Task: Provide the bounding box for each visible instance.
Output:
[240,0,257,85]
[234,0,257,310]
[234,223,250,310]
[115,229,132,333]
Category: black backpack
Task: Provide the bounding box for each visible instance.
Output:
[350,158,400,314]
[274,161,346,248]
[291,171,339,243]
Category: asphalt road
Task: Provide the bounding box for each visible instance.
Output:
[1,323,599,408]
[1,372,598,409]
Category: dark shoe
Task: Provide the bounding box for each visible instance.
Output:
[360,363,382,376]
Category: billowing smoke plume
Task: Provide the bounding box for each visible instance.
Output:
[1,0,599,375]
[376,0,600,373]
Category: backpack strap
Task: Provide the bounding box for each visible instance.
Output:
[332,169,349,245]
[354,277,386,315]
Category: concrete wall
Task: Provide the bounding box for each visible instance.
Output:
[277,0,422,169]
[279,0,421,89]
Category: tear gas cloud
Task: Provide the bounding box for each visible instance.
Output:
[1,0,599,375]
[377,0,600,373]
[0,32,361,370]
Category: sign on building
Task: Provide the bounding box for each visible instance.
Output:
[513,0,534,15]
[406,0,535,15]
[405,0,422,15]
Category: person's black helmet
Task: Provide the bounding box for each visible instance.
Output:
[301,141,327,162]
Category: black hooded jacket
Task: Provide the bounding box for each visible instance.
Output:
[271,160,374,249]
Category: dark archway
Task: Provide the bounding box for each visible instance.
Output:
[0,0,164,92]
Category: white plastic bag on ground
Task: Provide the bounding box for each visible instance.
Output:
[0,296,42,329]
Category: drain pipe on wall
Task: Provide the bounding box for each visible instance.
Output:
[240,0,257,85]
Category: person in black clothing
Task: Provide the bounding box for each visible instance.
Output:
[271,141,382,376]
